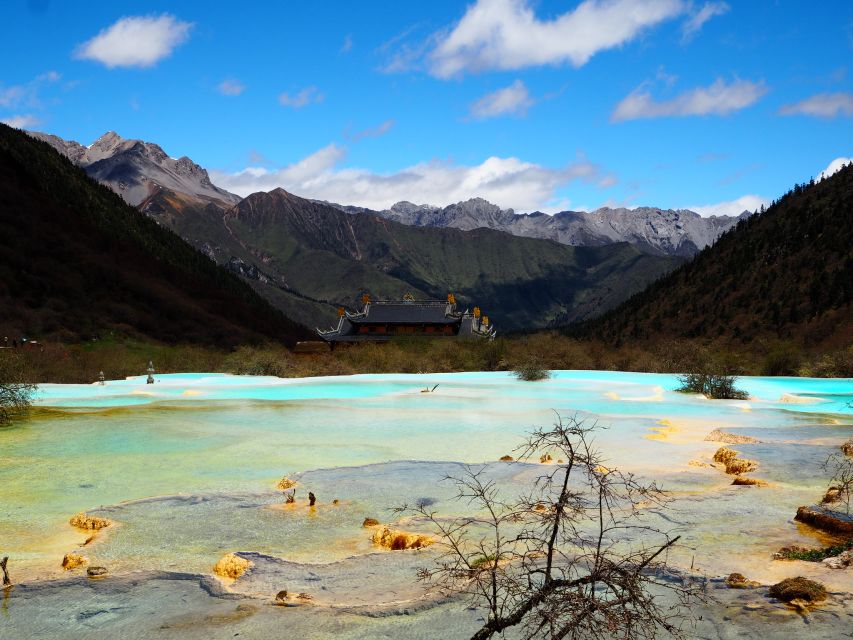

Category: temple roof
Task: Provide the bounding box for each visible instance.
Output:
[350,302,458,324]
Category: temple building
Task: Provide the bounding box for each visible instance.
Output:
[317,294,496,343]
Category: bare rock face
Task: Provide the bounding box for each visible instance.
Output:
[28,130,240,207]
[331,198,747,258]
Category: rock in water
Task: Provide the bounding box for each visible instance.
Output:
[768,577,827,604]
[87,566,108,577]
[725,573,760,589]
[371,527,434,550]
[795,506,853,535]
[213,553,252,579]
[69,513,112,531]
[362,518,380,527]
[713,447,738,465]
[61,553,88,570]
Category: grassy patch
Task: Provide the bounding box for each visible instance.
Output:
[778,539,853,562]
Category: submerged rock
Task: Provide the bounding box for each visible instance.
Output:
[69,513,111,531]
[705,429,760,444]
[213,553,253,580]
[795,506,853,535]
[362,518,380,528]
[768,577,827,605]
[87,566,108,578]
[371,527,434,550]
[61,553,88,570]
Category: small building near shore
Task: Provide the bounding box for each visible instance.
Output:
[317,294,495,343]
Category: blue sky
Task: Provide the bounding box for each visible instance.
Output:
[2,0,852,214]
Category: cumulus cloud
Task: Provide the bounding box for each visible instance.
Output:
[75,14,192,68]
[779,92,853,118]
[212,146,614,212]
[681,2,729,41]
[691,194,768,217]
[470,80,534,119]
[612,78,767,121]
[348,119,395,141]
[429,0,684,77]
[217,78,245,96]
[817,156,852,181]
[278,86,324,108]
[1,114,41,129]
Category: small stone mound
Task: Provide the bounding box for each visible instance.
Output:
[213,553,252,579]
[768,577,827,604]
[725,458,758,475]
[822,549,853,570]
[725,572,760,589]
[69,513,111,531]
[795,506,853,535]
[362,518,380,527]
[61,553,87,570]
[276,476,297,491]
[713,447,738,465]
[371,527,434,550]
[732,476,766,486]
[499,455,514,462]
[705,429,760,444]
[87,566,108,578]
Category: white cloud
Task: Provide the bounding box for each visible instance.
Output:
[1,114,41,129]
[0,85,26,108]
[470,79,534,119]
[341,34,353,53]
[217,78,245,96]
[779,92,853,118]
[612,78,767,121]
[691,194,768,217]
[75,14,192,68]
[212,146,613,212]
[348,119,395,141]
[429,0,684,78]
[817,156,852,181]
[681,2,729,41]
[0,70,60,108]
[278,86,324,108]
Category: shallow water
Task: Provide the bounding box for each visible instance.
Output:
[1,370,852,637]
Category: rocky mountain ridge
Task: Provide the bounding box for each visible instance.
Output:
[28,130,240,207]
[326,197,748,257]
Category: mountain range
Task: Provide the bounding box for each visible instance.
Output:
[327,198,747,258]
[22,129,689,332]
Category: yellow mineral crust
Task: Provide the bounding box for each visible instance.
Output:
[69,513,112,531]
[371,527,434,550]
[213,553,252,580]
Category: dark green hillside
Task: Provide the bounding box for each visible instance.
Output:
[219,189,683,330]
[0,124,311,345]
[577,164,853,348]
